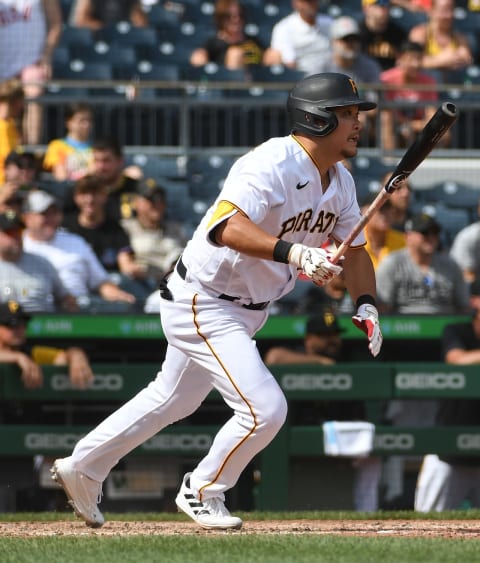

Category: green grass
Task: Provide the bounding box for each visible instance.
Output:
[1,512,480,563]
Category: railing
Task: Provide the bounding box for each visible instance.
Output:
[1,362,480,509]
[33,79,480,158]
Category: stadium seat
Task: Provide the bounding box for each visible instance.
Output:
[145,3,182,28]
[186,154,236,200]
[94,23,158,59]
[414,180,480,222]
[182,63,247,98]
[127,154,187,181]
[53,59,113,80]
[415,202,471,247]
[58,25,94,50]
[389,6,428,32]
[74,43,137,66]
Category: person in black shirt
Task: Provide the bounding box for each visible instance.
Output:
[415,282,480,511]
[358,0,408,71]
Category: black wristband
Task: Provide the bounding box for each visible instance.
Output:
[356,294,377,308]
[273,239,294,263]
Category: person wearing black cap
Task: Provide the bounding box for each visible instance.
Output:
[121,177,187,286]
[415,282,480,511]
[0,300,93,390]
[265,310,345,365]
[265,308,381,511]
[0,210,76,313]
[376,212,470,315]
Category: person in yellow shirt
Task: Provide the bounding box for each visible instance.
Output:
[43,103,94,181]
[0,299,93,390]
[0,80,24,185]
[362,193,406,270]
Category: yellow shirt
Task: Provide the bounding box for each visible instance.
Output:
[43,138,92,180]
[0,117,21,184]
[365,228,406,270]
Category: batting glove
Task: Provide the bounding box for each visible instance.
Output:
[352,304,383,358]
[289,244,343,285]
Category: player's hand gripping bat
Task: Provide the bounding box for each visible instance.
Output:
[331,101,459,264]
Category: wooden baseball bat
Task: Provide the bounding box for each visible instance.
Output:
[331,101,458,264]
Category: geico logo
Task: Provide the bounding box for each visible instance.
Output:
[281,374,352,391]
[374,433,414,450]
[51,373,124,391]
[25,433,83,450]
[395,372,465,390]
[457,434,480,450]
[142,434,213,451]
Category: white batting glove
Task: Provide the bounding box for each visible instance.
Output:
[352,304,383,358]
[289,244,343,285]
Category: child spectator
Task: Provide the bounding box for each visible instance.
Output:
[0,79,24,185]
[43,103,94,181]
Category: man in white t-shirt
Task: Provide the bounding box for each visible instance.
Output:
[266,0,332,75]
[21,190,136,307]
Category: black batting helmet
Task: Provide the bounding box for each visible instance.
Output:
[287,72,377,137]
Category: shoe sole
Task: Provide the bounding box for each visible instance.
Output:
[175,494,242,530]
[51,462,104,529]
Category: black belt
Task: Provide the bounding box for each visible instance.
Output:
[176,257,269,311]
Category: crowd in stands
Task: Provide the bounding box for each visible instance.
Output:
[0,0,480,316]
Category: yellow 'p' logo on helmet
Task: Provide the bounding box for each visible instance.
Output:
[348,78,358,95]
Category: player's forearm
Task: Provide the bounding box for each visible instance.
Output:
[342,247,377,304]
[215,213,281,260]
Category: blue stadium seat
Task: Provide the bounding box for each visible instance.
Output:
[144,3,182,28]
[186,154,236,199]
[94,23,158,58]
[414,180,480,221]
[389,6,428,32]
[53,59,113,80]
[415,202,471,247]
[58,25,94,49]
[182,63,246,98]
[142,41,193,67]
[127,154,187,181]
[74,43,137,66]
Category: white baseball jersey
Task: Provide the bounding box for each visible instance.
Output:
[181,135,365,305]
[0,0,47,79]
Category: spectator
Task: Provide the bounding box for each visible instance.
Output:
[0,79,24,185]
[62,175,142,279]
[380,41,443,151]
[361,194,406,270]
[190,0,268,70]
[21,190,136,309]
[314,16,381,145]
[4,150,41,187]
[76,138,140,222]
[380,172,413,231]
[121,178,187,286]
[408,0,473,77]
[359,0,408,72]
[0,0,63,145]
[376,213,470,314]
[70,0,148,29]
[0,300,93,390]
[1,150,41,214]
[265,310,382,512]
[42,103,94,182]
[267,0,333,75]
[292,274,355,317]
[0,210,76,312]
[316,17,382,86]
[415,282,480,512]
[450,197,480,285]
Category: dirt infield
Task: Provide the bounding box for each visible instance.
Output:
[1,520,480,538]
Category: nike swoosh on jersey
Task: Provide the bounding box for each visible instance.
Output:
[296,180,310,190]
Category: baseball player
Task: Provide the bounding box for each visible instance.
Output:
[51,72,383,530]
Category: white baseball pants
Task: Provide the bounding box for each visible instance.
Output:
[71,270,288,500]
[414,454,480,511]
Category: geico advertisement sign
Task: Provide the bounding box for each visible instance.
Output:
[50,373,124,391]
[25,433,84,450]
[395,372,466,390]
[457,434,480,450]
[281,373,352,391]
[142,434,213,452]
[374,433,415,450]
[23,433,213,452]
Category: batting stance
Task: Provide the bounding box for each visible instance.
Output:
[51,72,383,530]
